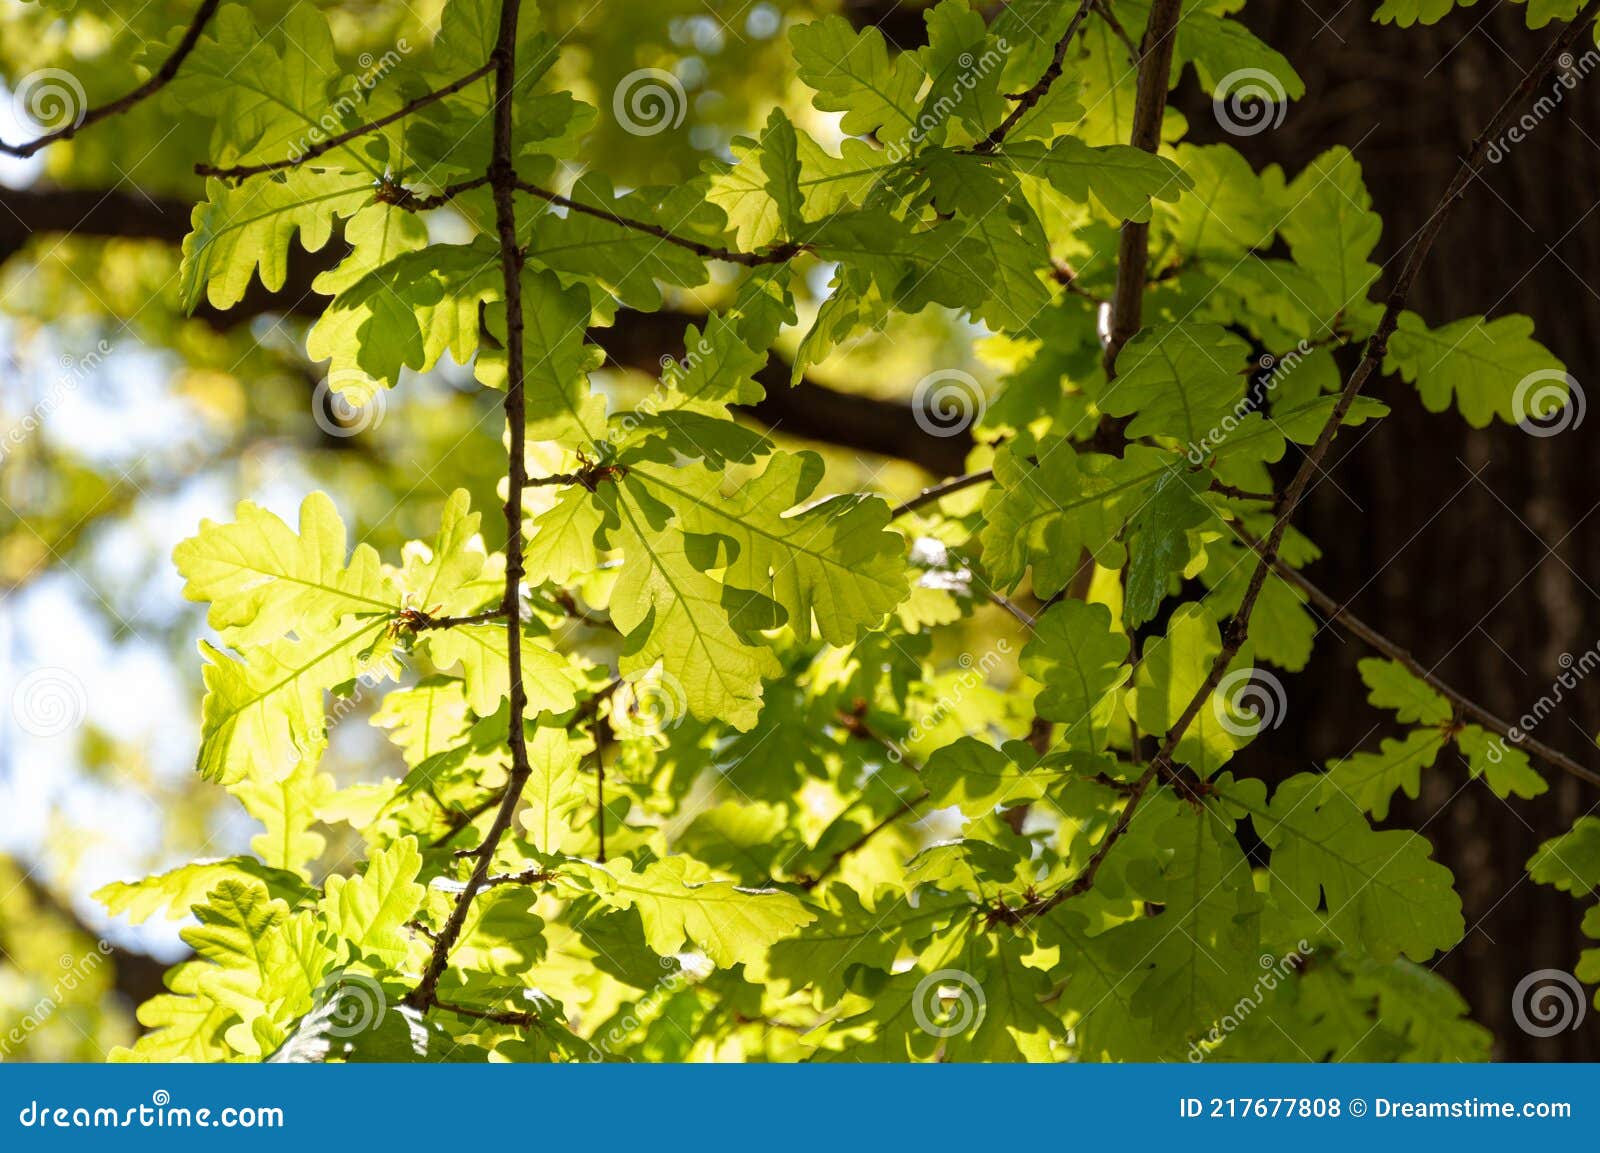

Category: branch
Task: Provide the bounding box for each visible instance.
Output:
[800,789,930,890]
[1092,0,1140,64]
[432,998,540,1028]
[1012,0,1600,922]
[974,0,1096,153]
[385,176,491,211]
[407,3,529,1011]
[1102,0,1184,377]
[889,468,995,518]
[0,0,222,158]
[405,608,506,632]
[513,178,804,267]
[427,789,508,849]
[1232,525,1600,791]
[194,63,497,180]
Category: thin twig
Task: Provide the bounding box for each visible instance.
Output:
[889,468,995,518]
[594,717,608,864]
[386,176,492,211]
[432,998,539,1027]
[1093,0,1140,64]
[483,866,556,887]
[1050,259,1107,304]
[427,788,509,849]
[407,607,507,631]
[1232,524,1600,790]
[800,790,930,890]
[1207,480,1276,505]
[987,590,1037,629]
[974,0,1097,153]
[195,62,496,179]
[0,0,222,158]
[514,178,804,267]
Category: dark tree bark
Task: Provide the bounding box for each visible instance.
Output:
[1186,6,1600,1060]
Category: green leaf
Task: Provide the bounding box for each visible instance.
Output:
[174,491,398,647]
[1242,773,1464,961]
[523,176,710,311]
[980,436,1164,597]
[578,856,815,968]
[1004,136,1190,222]
[196,617,396,784]
[1279,147,1382,332]
[1384,311,1566,428]
[307,242,504,392]
[1526,815,1600,894]
[517,726,591,853]
[232,758,339,877]
[628,453,910,646]
[1096,324,1253,445]
[181,172,371,313]
[790,16,923,145]
[1123,467,1209,629]
[706,108,804,249]
[922,738,1047,817]
[421,623,582,719]
[920,150,1052,332]
[95,859,313,925]
[1130,603,1250,775]
[1458,725,1548,801]
[1021,600,1130,751]
[1357,658,1452,725]
[601,476,782,730]
[371,677,473,767]
[319,837,425,966]
[1322,729,1446,821]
